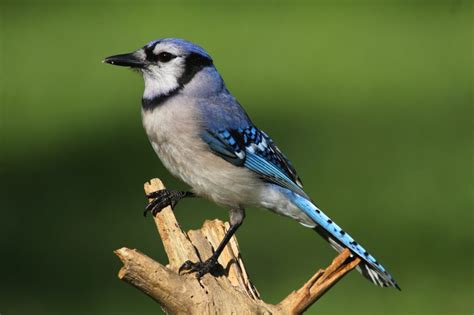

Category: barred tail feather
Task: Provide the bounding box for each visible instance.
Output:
[290,193,400,290]
[313,225,400,289]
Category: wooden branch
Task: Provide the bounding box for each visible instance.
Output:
[278,249,361,314]
[115,178,360,314]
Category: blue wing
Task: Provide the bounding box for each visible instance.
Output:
[201,126,308,198]
[201,126,401,289]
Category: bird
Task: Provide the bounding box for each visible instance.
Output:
[104,38,399,289]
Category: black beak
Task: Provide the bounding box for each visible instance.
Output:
[103,52,145,68]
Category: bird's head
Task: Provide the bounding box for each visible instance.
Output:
[105,38,219,105]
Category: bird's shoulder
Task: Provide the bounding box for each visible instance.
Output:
[196,91,252,130]
[196,90,305,196]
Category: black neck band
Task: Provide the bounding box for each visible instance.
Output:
[142,88,180,111]
[141,52,213,111]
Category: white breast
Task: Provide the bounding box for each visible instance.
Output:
[141,97,263,208]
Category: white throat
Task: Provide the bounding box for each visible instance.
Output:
[142,66,183,100]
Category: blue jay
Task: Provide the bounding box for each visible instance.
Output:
[104,38,399,289]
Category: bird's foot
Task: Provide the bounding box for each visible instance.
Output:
[178,257,224,279]
[144,189,194,217]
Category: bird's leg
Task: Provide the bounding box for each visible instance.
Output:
[144,189,195,217]
[179,208,245,279]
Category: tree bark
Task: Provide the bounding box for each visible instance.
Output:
[115,178,360,314]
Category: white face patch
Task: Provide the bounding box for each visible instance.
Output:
[142,61,184,99]
[140,42,187,100]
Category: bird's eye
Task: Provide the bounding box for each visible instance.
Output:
[157,52,176,63]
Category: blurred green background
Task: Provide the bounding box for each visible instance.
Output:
[1,1,473,314]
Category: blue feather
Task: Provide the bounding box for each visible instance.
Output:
[201,126,306,197]
[201,130,244,166]
[289,191,400,289]
[244,153,307,198]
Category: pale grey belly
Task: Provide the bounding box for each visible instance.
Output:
[150,137,264,209]
[150,137,315,227]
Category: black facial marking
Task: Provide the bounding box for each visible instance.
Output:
[142,52,213,111]
[145,45,176,63]
[156,52,176,63]
[178,52,213,86]
[142,92,179,111]
[144,43,159,62]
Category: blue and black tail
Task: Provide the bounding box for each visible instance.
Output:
[291,192,400,290]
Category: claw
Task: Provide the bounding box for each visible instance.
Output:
[146,190,165,198]
[179,260,197,274]
[144,189,175,217]
[143,190,196,218]
[178,257,222,279]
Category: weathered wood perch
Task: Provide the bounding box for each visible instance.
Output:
[115,178,361,314]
